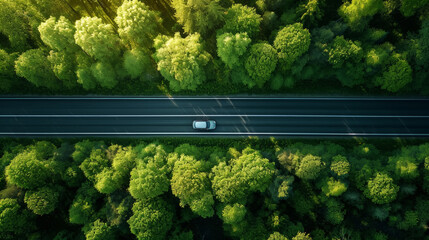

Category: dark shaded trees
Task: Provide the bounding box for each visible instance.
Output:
[0,198,33,239]
[171,0,224,36]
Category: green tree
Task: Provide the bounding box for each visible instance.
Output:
[212,147,275,203]
[5,150,53,189]
[326,36,365,87]
[38,16,81,88]
[74,17,121,61]
[174,143,201,159]
[297,0,324,27]
[153,33,211,91]
[321,177,347,197]
[170,154,214,218]
[330,155,350,177]
[129,161,170,200]
[0,50,18,91]
[0,0,44,51]
[62,164,84,188]
[400,0,429,16]
[129,144,169,200]
[269,175,295,201]
[115,0,162,48]
[69,182,100,224]
[277,150,300,172]
[84,220,115,240]
[327,36,363,69]
[325,198,345,225]
[221,203,247,224]
[171,0,224,36]
[47,51,77,88]
[375,54,412,92]
[38,16,78,53]
[75,52,97,90]
[24,186,60,215]
[123,49,152,79]
[244,43,278,88]
[111,146,136,181]
[217,32,251,69]
[79,148,110,183]
[396,210,419,230]
[365,172,399,204]
[0,198,32,238]
[416,20,429,69]
[270,73,285,90]
[274,23,311,71]
[127,198,174,240]
[72,140,105,164]
[293,232,312,240]
[220,4,262,38]
[90,61,117,89]
[388,155,419,180]
[295,154,324,180]
[86,145,136,194]
[94,168,122,194]
[15,48,61,89]
[268,232,288,240]
[339,0,383,31]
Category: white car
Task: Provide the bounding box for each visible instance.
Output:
[193,120,216,130]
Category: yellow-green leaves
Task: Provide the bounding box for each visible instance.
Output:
[274,23,310,72]
[365,172,399,204]
[38,16,77,53]
[217,32,251,69]
[339,0,383,31]
[172,0,224,36]
[171,154,214,218]
[221,4,262,38]
[24,186,60,215]
[153,33,211,91]
[15,49,60,90]
[211,147,275,203]
[74,17,121,61]
[128,198,174,240]
[115,0,161,48]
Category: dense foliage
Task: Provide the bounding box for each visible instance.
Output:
[0,0,428,95]
[0,139,428,239]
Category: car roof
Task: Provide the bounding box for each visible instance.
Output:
[195,121,207,128]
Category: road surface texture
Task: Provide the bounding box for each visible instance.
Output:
[0,97,429,137]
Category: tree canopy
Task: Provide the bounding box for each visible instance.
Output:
[0,140,427,239]
[244,43,278,88]
[274,23,311,72]
[153,33,211,91]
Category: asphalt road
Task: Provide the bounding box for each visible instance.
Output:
[0,97,429,137]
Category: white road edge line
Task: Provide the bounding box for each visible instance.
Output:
[0,132,429,136]
[1,115,429,118]
[1,97,429,101]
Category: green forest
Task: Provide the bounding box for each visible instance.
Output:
[0,0,428,95]
[0,138,428,239]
